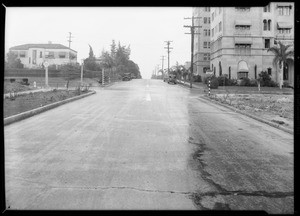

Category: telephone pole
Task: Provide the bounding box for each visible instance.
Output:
[164,41,173,76]
[67,32,74,48]
[184,16,201,88]
[160,55,165,78]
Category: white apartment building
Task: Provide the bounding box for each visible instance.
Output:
[193,7,211,76]
[193,2,294,86]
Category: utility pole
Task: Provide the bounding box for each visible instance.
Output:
[164,41,173,76]
[184,16,201,88]
[161,55,165,79]
[67,32,74,49]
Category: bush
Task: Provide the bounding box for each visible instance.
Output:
[239,77,251,86]
[193,75,202,82]
[249,78,258,87]
[228,78,238,86]
[207,76,219,89]
[258,71,278,87]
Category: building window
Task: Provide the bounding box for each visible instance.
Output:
[204,17,207,24]
[265,39,270,48]
[45,51,54,59]
[278,6,291,16]
[219,22,222,32]
[235,7,250,12]
[203,53,207,61]
[212,28,214,37]
[208,17,210,24]
[278,28,291,34]
[204,29,207,36]
[29,57,31,64]
[212,12,214,21]
[267,68,272,75]
[40,51,42,58]
[59,52,66,58]
[235,44,251,55]
[204,42,207,48]
[69,52,77,60]
[263,20,268,31]
[208,29,210,36]
[208,42,210,48]
[19,51,26,58]
[264,4,270,12]
[237,72,248,79]
[268,20,271,30]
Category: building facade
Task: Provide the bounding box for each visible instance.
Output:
[193,2,294,86]
[9,42,77,69]
[193,7,211,76]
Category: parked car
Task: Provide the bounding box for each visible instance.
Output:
[167,74,177,84]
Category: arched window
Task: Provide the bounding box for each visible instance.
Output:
[263,20,267,31]
[228,66,231,79]
[268,20,271,31]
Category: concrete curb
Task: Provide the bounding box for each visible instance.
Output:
[4,91,96,126]
[198,95,293,135]
[176,80,202,89]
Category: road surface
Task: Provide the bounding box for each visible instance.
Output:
[4,79,293,212]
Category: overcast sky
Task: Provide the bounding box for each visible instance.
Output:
[5,7,193,79]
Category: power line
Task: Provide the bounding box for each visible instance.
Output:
[184,16,202,88]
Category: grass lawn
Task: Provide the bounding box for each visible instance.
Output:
[3,82,92,118]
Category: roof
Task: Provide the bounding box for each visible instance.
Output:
[9,44,77,53]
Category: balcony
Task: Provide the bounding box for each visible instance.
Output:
[275,34,293,40]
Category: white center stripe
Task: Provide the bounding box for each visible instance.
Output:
[146,93,151,101]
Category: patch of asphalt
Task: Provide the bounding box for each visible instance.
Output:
[198,96,293,135]
[4,91,96,126]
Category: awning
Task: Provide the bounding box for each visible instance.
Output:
[277,22,293,29]
[235,37,253,44]
[276,3,292,8]
[235,20,251,26]
[238,61,249,72]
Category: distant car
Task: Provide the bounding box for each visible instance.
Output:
[167,74,177,84]
[122,76,131,81]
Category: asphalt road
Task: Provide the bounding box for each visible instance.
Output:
[4,79,293,212]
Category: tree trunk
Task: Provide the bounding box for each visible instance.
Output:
[279,61,283,89]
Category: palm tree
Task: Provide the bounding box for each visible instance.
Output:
[267,41,294,89]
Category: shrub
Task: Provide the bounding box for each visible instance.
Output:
[239,77,251,86]
[249,78,258,87]
[193,75,202,82]
[217,75,231,86]
[257,71,278,87]
[228,78,238,86]
[207,76,219,89]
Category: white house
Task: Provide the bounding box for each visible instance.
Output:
[9,42,77,69]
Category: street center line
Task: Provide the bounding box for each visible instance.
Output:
[146,93,151,101]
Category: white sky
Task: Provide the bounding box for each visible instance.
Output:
[5,7,193,79]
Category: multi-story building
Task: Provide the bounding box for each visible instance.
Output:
[193,2,294,87]
[193,7,211,76]
[9,42,77,69]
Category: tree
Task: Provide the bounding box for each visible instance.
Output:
[6,51,24,69]
[267,41,294,89]
[84,44,100,71]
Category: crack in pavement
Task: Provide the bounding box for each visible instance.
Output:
[191,190,294,199]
